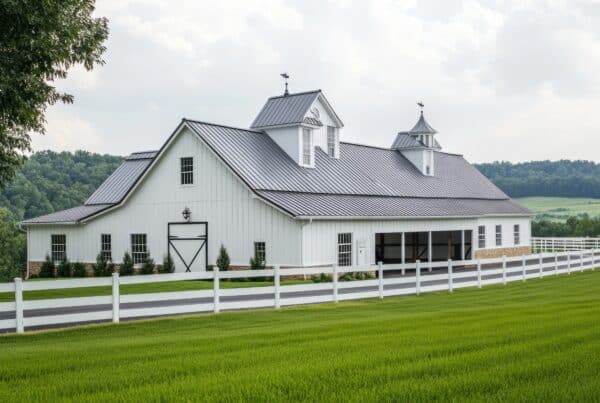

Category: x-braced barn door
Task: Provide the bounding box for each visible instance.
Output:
[167,221,208,272]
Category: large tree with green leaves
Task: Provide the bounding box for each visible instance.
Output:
[0,0,108,186]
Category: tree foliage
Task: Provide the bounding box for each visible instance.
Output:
[532,215,600,238]
[0,0,108,186]
[216,245,230,271]
[476,160,600,198]
[0,208,26,281]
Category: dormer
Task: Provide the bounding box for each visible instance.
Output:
[251,90,343,167]
[392,110,440,176]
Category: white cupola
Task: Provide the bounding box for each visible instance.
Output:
[391,107,440,176]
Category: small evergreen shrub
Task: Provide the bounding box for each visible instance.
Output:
[57,259,71,277]
[161,254,175,273]
[140,254,155,275]
[93,253,114,277]
[249,250,266,281]
[120,252,134,276]
[216,245,230,271]
[311,273,332,283]
[72,262,86,277]
[39,254,55,278]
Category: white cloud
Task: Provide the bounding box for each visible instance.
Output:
[33,106,103,152]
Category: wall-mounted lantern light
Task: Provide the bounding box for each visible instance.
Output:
[182,206,191,222]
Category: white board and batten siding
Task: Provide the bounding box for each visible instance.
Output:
[28,127,303,268]
[301,216,532,267]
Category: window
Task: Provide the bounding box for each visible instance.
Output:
[338,233,352,266]
[101,234,112,261]
[426,166,431,175]
[51,234,66,263]
[514,224,520,245]
[302,128,312,166]
[478,226,486,249]
[180,157,193,185]
[495,225,502,247]
[327,126,336,157]
[254,242,266,264]
[131,234,148,265]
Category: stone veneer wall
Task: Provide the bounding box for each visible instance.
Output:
[473,246,531,259]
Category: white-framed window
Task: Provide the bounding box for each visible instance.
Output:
[478,226,486,249]
[514,224,520,245]
[180,157,193,185]
[327,126,336,157]
[254,242,266,264]
[495,225,502,247]
[101,234,112,261]
[302,128,312,166]
[131,234,148,265]
[338,233,352,266]
[51,234,66,263]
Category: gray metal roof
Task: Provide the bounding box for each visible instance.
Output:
[21,204,112,224]
[409,112,437,134]
[250,90,321,128]
[392,132,441,150]
[256,191,531,217]
[186,120,508,200]
[85,151,156,205]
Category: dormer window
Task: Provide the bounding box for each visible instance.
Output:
[302,128,312,166]
[327,126,336,157]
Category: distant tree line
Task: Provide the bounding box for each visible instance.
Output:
[475,160,600,198]
[532,216,600,238]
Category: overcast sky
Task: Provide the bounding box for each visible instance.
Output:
[33,0,600,163]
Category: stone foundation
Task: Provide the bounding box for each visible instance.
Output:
[474,246,531,259]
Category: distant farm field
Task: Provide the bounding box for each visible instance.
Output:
[2,271,600,402]
[516,196,600,221]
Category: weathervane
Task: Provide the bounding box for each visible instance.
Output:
[280,72,290,96]
[417,100,424,115]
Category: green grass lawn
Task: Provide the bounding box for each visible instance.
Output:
[516,196,600,221]
[0,278,311,303]
[2,271,600,402]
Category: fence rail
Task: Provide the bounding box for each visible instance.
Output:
[1,249,599,334]
[532,237,600,252]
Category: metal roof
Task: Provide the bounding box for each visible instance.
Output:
[85,152,156,205]
[21,204,112,224]
[250,90,321,129]
[256,191,531,218]
[409,112,437,134]
[392,132,442,150]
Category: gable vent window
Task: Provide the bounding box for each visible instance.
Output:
[478,226,486,249]
[131,233,148,265]
[254,242,266,264]
[180,157,194,185]
[514,224,520,245]
[327,126,336,157]
[51,234,66,263]
[495,225,502,247]
[101,234,112,261]
[302,128,312,166]
[338,233,352,267]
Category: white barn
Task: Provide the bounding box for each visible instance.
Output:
[22,89,532,274]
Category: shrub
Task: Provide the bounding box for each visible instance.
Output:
[93,253,114,277]
[57,259,71,277]
[311,273,332,283]
[161,254,175,273]
[39,254,55,278]
[216,245,230,271]
[249,250,266,281]
[120,252,134,276]
[340,272,373,282]
[0,265,20,282]
[140,254,155,275]
[72,262,86,277]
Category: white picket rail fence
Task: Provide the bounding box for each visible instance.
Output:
[532,237,600,252]
[1,249,598,333]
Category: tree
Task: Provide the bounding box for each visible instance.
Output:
[0,208,26,281]
[216,245,230,271]
[0,0,109,186]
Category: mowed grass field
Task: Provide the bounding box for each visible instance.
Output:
[516,196,600,221]
[2,271,600,402]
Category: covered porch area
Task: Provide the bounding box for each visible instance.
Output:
[375,230,472,266]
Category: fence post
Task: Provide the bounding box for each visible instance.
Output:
[538,252,543,278]
[522,255,526,282]
[567,253,571,275]
[112,272,120,323]
[213,266,220,313]
[14,278,24,334]
[378,261,384,299]
[332,264,338,303]
[274,265,281,309]
[554,252,558,276]
[416,260,421,296]
[477,259,482,288]
[502,255,507,285]
[448,259,453,293]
